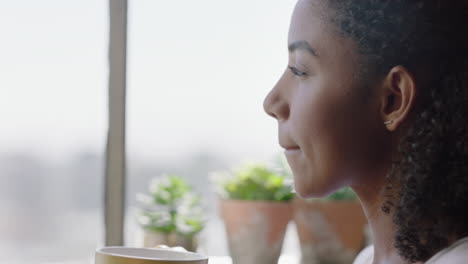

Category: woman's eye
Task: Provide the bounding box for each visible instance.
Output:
[288,66,307,77]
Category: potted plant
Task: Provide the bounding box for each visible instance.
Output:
[136,174,205,251]
[214,164,295,264]
[293,187,368,264]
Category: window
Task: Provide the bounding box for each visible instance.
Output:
[0,0,298,262]
[125,0,296,256]
[0,1,107,263]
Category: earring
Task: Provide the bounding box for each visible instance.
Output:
[384,120,393,125]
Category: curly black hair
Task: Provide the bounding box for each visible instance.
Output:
[320,0,468,262]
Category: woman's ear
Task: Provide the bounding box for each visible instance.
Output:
[380,66,417,131]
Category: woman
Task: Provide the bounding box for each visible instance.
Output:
[263,1,468,263]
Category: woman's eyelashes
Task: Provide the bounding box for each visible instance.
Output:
[288,66,308,77]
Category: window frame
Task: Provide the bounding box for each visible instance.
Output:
[104,0,128,246]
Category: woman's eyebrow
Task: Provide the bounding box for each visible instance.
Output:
[288,40,319,57]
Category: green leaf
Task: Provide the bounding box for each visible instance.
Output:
[322,187,357,201]
[218,164,294,201]
[136,174,205,235]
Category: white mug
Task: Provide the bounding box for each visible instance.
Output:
[95,247,209,264]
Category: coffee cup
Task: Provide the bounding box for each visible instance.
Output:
[95,246,209,264]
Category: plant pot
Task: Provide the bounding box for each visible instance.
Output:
[143,230,198,252]
[293,198,368,264]
[143,230,170,247]
[173,233,197,252]
[219,199,293,264]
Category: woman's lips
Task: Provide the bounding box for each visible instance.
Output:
[285,146,300,150]
[284,146,301,154]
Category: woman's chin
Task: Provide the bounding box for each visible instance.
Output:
[289,162,344,198]
[292,172,344,199]
[293,180,333,199]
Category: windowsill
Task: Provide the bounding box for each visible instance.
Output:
[208,255,298,264]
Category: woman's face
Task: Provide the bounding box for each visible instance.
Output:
[264,0,388,197]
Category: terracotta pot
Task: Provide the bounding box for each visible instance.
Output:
[174,234,197,252]
[293,198,368,264]
[143,230,198,252]
[143,230,170,247]
[219,199,293,264]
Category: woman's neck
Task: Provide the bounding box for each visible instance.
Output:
[353,174,408,264]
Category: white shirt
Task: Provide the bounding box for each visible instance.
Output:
[425,236,468,264]
[353,237,468,264]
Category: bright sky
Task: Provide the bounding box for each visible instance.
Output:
[0,0,296,163]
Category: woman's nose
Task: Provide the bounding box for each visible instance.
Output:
[263,77,290,121]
